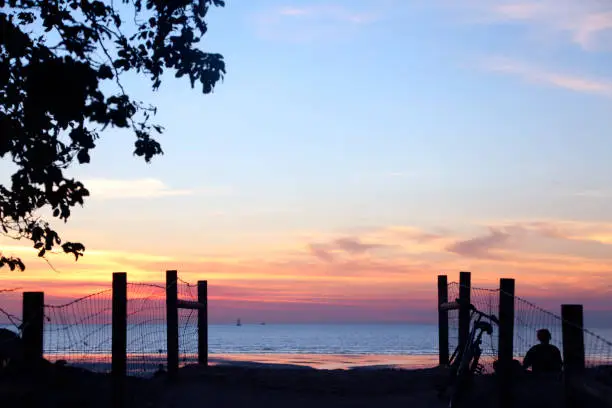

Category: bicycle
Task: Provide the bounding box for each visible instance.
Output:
[438,298,499,408]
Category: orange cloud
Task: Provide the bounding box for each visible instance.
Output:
[2,219,612,324]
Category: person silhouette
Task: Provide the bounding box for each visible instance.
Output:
[523,329,563,374]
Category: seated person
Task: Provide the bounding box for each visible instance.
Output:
[523,329,563,374]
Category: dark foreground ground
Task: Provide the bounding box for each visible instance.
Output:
[0,360,602,408]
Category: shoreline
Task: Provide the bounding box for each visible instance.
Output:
[42,352,442,375]
[208,353,440,370]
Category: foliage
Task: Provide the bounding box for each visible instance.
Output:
[0,0,225,270]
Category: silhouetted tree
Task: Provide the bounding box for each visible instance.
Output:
[1,0,225,270]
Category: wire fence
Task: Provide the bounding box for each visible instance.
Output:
[447,282,499,374]
[40,279,200,377]
[177,277,199,368]
[447,281,612,399]
[43,288,113,372]
[2,278,612,392]
[0,287,22,330]
[0,287,24,367]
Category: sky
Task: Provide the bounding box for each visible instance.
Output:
[2,0,612,325]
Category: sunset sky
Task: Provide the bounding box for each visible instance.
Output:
[2,0,612,325]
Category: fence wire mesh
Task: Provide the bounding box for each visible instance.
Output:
[447,280,612,400]
[178,277,199,368]
[0,288,24,366]
[37,277,202,378]
[581,321,612,389]
[3,276,612,393]
[126,282,166,376]
[43,289,113,371]
[447,282,499,374]
[0,288,22,330]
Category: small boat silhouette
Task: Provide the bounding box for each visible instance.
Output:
[236,318,242,326]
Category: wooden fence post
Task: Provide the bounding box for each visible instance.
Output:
[437,275,449,366]
[458,271,471,355]
[498,278,515,408]
[166,270,179,380]
[22,291,44,364]
[197,280,208,366]
[562,304,585,408]
[112,272,127,408]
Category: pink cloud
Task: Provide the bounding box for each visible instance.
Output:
[571,11,612,50]
[308,244,336,263]
[446,228,512,260]
[4,219,612,324]
[307,236,389,263]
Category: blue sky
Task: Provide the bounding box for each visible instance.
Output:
[3,0,612,322]
[72,0,612,237]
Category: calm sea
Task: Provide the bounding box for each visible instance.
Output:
[2,323,611,376]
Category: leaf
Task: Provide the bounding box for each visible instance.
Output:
[77,149,90,163]
[1,0,225,272]
[98,65,113,79]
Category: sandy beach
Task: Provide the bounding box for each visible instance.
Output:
[0,361,469,408]
[0,357,577,408]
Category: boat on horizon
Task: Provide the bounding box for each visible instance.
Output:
[236,318,242,326]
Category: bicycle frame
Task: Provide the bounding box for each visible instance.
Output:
[449,310,492,371]
[439,299,498,407]
[442,299,497,368]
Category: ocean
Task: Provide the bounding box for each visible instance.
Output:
[206,323,440,355]
[0,323,444,375]
[2,323,612,377]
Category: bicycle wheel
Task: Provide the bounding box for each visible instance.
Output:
[469,350,482,375]
[448,351,477,408]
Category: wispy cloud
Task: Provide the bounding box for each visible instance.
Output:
[252,3,381,42]
[573,189,612,199]
[308,243,336,262]
[493,3,543,20]
[308,236,386,263]
[387,171,416,178]
[480,57,612,97]
[447,220,612,261]
[446,227,512,260]
[5,217,612,323]
[83,178,230,200]
[448,0,612,51]
[276,5,378,23]
[278,5,377,24]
